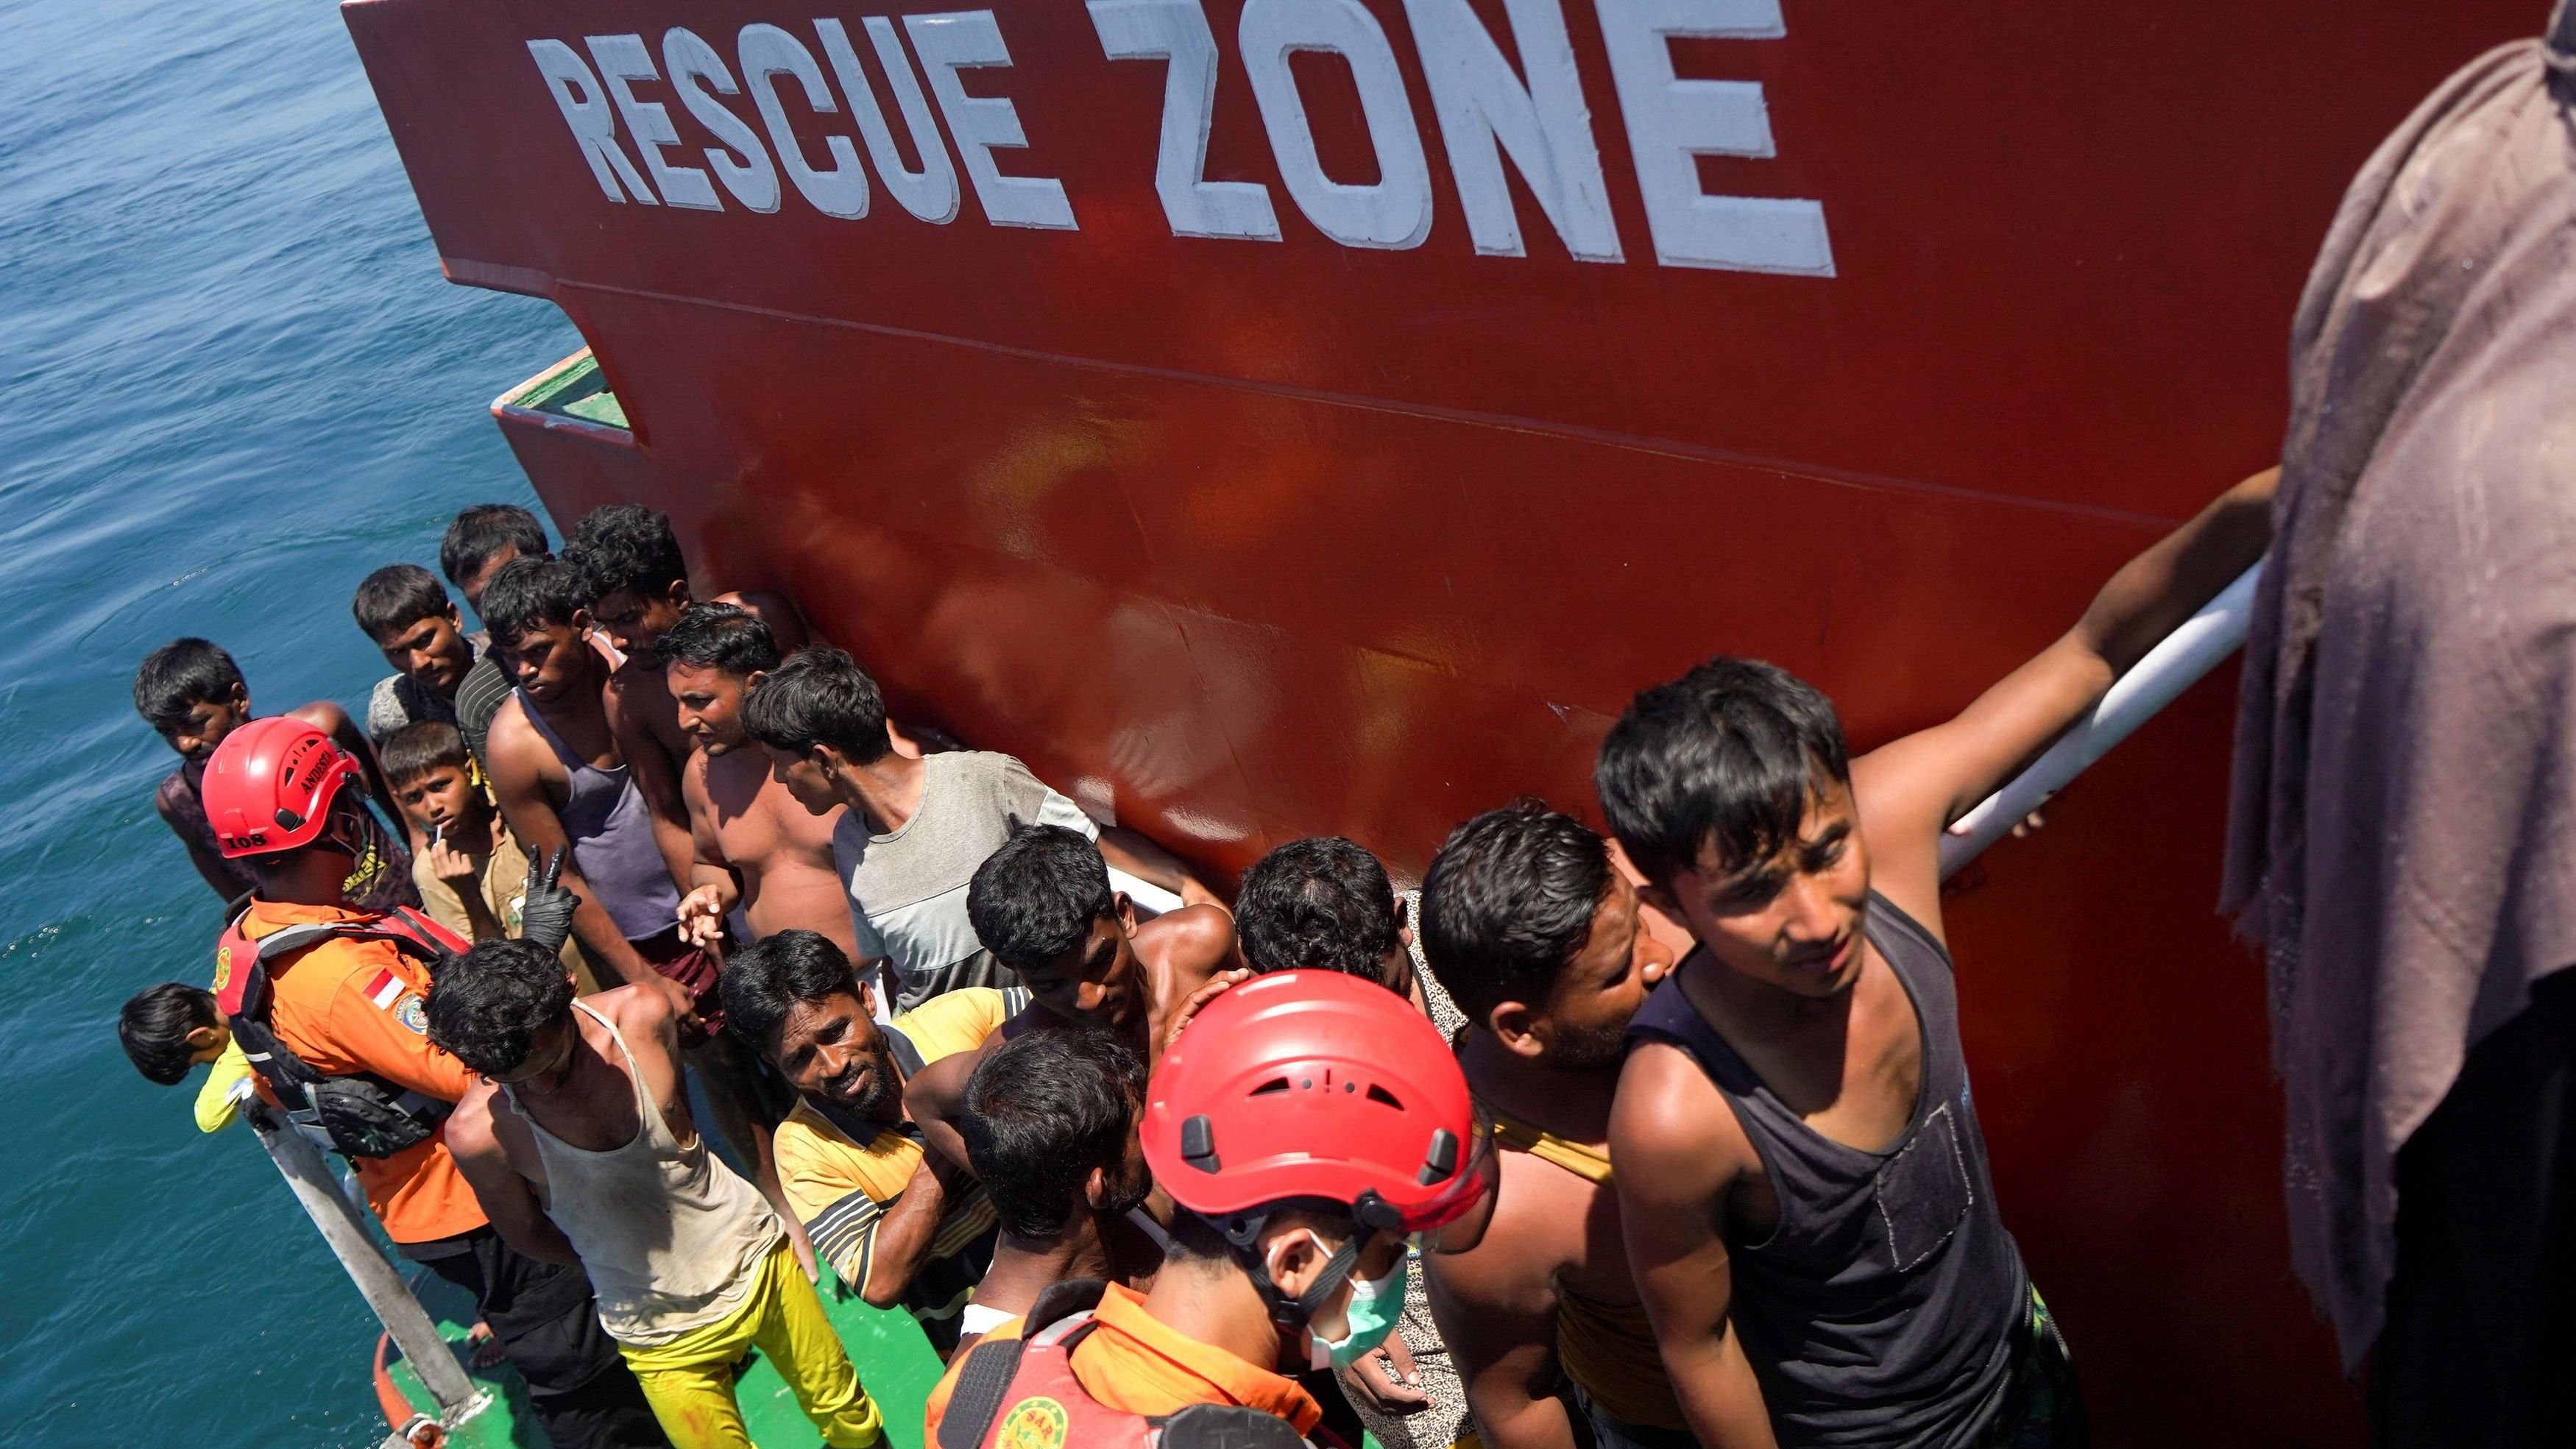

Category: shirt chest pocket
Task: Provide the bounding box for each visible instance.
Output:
[1872,1102,1973,1272]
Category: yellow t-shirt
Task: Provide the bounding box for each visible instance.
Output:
[772,987,1022,1347]
[192,1038,254,1133]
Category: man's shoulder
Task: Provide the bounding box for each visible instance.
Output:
[776,1100,912,1195]
[366,675,408,737]
[1141,906,1234,981]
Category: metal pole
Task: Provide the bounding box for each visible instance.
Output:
[1939,561,2264,876]
[247,1103,484,1420]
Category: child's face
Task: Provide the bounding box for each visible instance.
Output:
[185,1021,229,1066]
[394,765,485,836]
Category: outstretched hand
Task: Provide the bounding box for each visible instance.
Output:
[518,847,581,957]
[1159,968,1253,1059]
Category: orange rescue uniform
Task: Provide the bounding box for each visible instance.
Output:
[235,899,486,1244]
[923,1281,1322,1442]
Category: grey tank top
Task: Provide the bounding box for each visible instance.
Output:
[1627,891,2026,1448]
[517,691,679,941]
[504,1002,780,1346]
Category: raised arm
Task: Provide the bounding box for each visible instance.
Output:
[486,704,690,1021]
[1098,826,1224,913]
[902,1046,983,1172]
[450,1087,581,1266]
[1853,467,2277,931]
[1425,1197,1579,1449]
[1610,1044,1778,1449]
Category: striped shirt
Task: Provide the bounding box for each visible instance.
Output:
[773,986,1024,1354]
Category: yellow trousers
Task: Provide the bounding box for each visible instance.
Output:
[618,1243,883,1449]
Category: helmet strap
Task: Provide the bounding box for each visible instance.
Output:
[1214,1209,1365,1358]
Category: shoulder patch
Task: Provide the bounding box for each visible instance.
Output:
[997,1396,1069,1449]
[212,946,233,995]
[394,994,429,1035]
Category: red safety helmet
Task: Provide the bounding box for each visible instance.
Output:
[1143,969,1495,1252]
[202,717,367,859]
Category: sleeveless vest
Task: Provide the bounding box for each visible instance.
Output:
[1627,891,2027,1448]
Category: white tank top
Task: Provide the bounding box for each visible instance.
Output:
[507,1001,781,1345]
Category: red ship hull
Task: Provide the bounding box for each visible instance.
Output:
[344,1,2541,1439]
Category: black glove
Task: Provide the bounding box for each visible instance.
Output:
[519,846,581,959]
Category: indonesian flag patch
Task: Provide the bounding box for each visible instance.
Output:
[362,968,405,1011]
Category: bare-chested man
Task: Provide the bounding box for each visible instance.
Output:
[562,503,810,904]
[903,823,1243,1173]
[657,604,859,962]
[1600,468,2276,1449]
[1416,801,1682,1449]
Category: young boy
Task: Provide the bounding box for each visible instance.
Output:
[1601,469,2275,1449]
[438,503,551,765]
[117,982,255,1133]
[352,564,484,745]
[133,637,414,911]
[380,720,596,991]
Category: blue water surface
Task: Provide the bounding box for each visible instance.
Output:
[0,1,576,1442]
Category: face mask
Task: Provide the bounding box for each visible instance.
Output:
[1306,1245,1411,1372]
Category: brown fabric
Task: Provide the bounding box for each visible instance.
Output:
[2223,3,2576,1370]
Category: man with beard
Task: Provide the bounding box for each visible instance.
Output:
[722,929,1016,1355]
[1417,802,1684,1449]
[902,823,1244,1175]
[659,605,863,963]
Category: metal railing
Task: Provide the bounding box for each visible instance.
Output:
[245,1104,487,1434]
[1939,562,2263,876]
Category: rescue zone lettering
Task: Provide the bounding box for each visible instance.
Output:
[528,0,1832,276]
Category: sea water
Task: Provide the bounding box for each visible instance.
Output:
[0,1,578,1442]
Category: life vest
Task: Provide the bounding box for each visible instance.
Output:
[215,905,469,1159]
[937,1280,1319,1449]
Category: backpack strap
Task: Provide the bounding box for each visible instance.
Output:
[939,1279,1112,1449]
[938,1335,1032,1449]
[1154,1405,1312,1449]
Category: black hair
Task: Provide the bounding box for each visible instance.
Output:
[1234,837,1401,979]
[658,603,780,678]
[118,982,219,1085]
[477,556,592,645]
[379,720,471,788]
[351,564,453,643]
[721,929,864,1054]
[564,503,687,606]
[739,647,891,765]
[439,504,549,590]
[423,938,576,1078]
[1595,657,1850,882]
[1420,801,1613,1026]
[966,825,1115,974]
[132,639,244,734]
[960,1028,1144,1240]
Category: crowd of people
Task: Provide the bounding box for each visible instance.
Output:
[113,478,2272,1449]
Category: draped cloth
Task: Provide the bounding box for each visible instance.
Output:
[2223,1,2576,1372]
